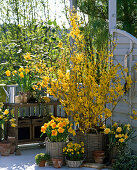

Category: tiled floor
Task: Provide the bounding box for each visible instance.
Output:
[0,147,109,170]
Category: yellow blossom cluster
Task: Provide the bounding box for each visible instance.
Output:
[5,54,36,92]
[0,108,16,128]
[63,142,84,161]
[41,115,76,142]
[104,122,131,145]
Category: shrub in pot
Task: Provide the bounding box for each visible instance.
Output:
[35,153,50,167]
[34,13,132,163]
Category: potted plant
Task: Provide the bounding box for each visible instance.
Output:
[40,115,76,164]
[0,107,16,156]
[63,142,84,168]
[5,53,37,103]
[35,153,50,167]
[104,122,135,163]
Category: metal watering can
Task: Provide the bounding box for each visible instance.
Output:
[1,84,18,103]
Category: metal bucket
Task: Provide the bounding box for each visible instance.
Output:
[2,84,18,103]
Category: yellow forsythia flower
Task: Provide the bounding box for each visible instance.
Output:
[6,70,11,76]
[104,128,110,134]
[72,130,76,136]
[58,42,63,48]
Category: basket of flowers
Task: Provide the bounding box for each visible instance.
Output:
[41,115,76,164]
[63,142,84,168]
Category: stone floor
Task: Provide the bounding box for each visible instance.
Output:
[0,146,110,170]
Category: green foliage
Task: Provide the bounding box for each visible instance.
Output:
[78,0,109,50]
[0,0,68,83]
[112,154,137,170]
[35,153,50,165]
[77,0,137,51]
[117,0,137,37]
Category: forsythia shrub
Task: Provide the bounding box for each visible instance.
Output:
[31,13,132,133]
[41,115,76,142]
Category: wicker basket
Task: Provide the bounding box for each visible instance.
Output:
[45,138,66,164]
[75,132,105,162]
[66,160,83,168]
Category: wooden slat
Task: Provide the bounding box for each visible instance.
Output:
[114,37,130,44]
[114,49,137,56]
[57,105,60,116]
[30,106,34,116]
[35,106,40,116]
[61,106,65,117]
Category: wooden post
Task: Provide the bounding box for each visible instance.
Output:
[14,106,18,149]
[109,0,117,33]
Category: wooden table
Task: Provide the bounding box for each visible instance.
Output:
[4,102,61,147]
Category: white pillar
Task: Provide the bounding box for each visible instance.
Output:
[70,0,77,10]
[109,0,117,32]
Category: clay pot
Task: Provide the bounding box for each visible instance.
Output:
[39,160,46,167]
[10,144,16,154]
[7,137,16,154]
[0,142,11,156]
[7,137,16,144]
[93,150,105,164]
[52,158,63,168]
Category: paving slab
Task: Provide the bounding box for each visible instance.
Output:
[0,148,109,170]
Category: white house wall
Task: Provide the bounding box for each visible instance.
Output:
[111,29,137,154]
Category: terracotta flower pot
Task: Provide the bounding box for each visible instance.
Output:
[52,158,63,168]
[7,137,16,144]
[7,137,16,154]
[0,142,11,156]
[39,160,46,167]
[93,150,105,164]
